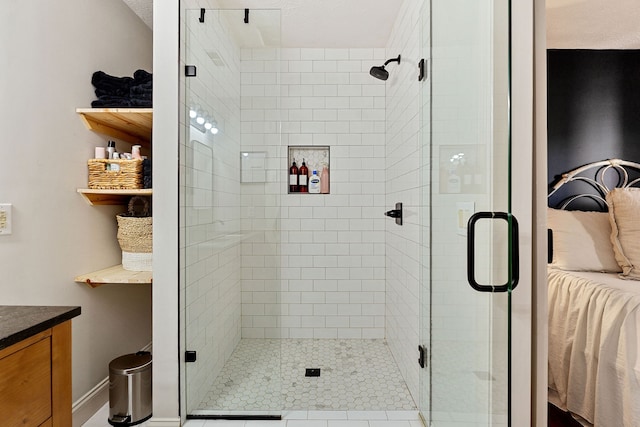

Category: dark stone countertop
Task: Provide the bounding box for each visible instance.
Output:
[0,306,81,351]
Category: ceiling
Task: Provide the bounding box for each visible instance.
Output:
[122,0,153,29]
[123,0,640,49]
[121,0,404,48]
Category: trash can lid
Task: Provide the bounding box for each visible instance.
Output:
[109,351,152,375]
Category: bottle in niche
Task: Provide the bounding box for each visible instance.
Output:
[320,164,329,194]
[289,159,299,193]
[460,158,472,192]
[299,158,308,193]
[309,170,321,193]
[447,169,461,193]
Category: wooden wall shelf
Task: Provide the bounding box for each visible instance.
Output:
[76,108,152,147]
[77,188,152,206]
[75,265,152,288]
[75,108,153,286]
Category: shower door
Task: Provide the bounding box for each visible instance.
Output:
[422,1,523,426]
[180,8,283,419]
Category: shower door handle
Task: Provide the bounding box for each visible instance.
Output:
[466,211,519,293]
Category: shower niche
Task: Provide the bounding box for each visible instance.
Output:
[287,145,330,194]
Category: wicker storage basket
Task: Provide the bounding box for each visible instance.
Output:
[116,215,152,271]
[88,159,143,189]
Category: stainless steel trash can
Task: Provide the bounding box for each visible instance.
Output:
[108,351,152,426]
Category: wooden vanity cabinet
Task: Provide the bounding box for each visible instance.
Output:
[0,321,72,427]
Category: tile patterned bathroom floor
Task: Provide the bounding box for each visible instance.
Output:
[193,339,416,413]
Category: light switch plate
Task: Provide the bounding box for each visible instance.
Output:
[0,204,12,235]
[456,201,474,236]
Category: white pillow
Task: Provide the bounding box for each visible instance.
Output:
[547,207,621,273]
[607,188,640,280]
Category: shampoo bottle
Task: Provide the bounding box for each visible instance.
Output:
[289,159,299,193]
[447,169,461,193]
[320,165,329,194]
[309,170,321,193]
[299,159,309,193]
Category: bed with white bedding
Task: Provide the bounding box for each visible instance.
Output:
[548,159,640,426]
[547,267,640,426]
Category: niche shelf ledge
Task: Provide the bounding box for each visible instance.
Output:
[75,265,152,288]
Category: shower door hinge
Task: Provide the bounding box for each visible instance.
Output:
[418,58,427,82]
[185,351,197,362]
[185,65,197,77]
[418,345,427,368]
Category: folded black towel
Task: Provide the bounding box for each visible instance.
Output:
[133,69,152,85]
[91,96,152,108]
[95,88,127,98]
[130,81,153,98]
[91,71,133,95]
[131,80,152,90]
[90,70,153,108]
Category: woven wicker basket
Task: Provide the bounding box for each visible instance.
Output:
[88,159,143,189]
[116,215,152,271]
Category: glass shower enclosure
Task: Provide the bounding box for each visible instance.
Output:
[179,1,516,425]
[423,1,514,426]
[180,8,283,418]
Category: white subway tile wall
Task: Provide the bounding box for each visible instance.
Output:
[240,47,388,341]
[384,0,426,406]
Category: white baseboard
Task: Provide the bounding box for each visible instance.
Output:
[72,377,109,427]
[73,343,153,427]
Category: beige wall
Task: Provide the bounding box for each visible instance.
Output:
[547,0,640,49]
[0,0,153,405]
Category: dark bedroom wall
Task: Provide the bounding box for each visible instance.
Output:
[547,49,640,187]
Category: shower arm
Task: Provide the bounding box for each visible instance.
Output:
[383,55,401,66]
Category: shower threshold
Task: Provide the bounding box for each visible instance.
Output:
[186,412,281,421]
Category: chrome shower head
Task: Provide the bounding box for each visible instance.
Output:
[369,55,401,81]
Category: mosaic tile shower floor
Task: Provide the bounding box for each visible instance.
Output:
[194,339,417,412]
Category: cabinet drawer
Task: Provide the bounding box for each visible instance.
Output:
[0,336,52,426]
